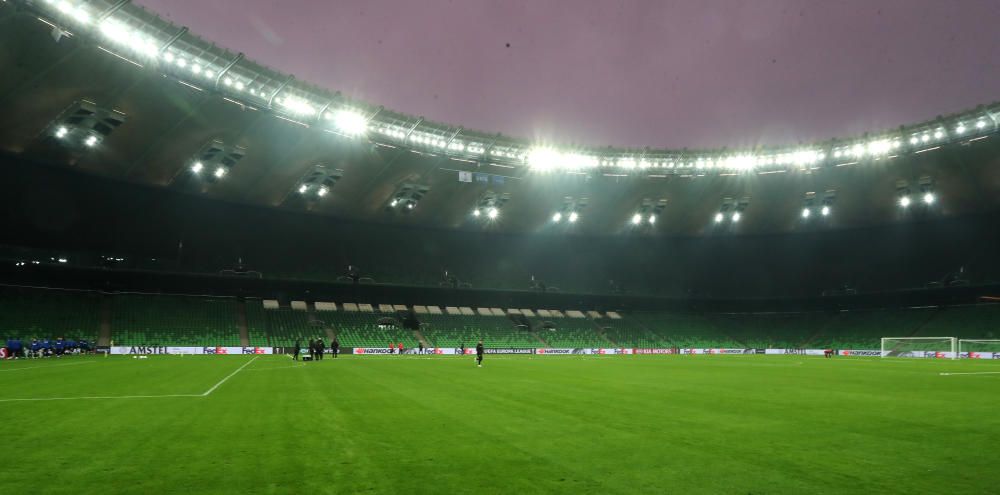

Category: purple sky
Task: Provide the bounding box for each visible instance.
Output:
[138,0,1000,149]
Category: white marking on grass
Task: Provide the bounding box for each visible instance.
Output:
[0,361,95,372]
[0,394,202,402]
[939,371,1000,376]
[0,356,259,403]
[201,356,259,396]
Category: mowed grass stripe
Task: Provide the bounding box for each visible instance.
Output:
[1,355,998,494]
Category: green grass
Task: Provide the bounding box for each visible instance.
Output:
[1,354,998,494]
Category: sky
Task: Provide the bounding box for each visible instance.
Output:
[136,0,1000,150]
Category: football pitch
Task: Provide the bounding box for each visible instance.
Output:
[1,354,998,494]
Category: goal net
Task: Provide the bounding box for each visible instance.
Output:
[958,340,1000,359]
[880,337,956,359]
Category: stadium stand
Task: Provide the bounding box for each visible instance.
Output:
[111,294,241,346]
[0,287,100,342]
[244,302,325,347]
[418,312,538,348]
[531,317,610,348]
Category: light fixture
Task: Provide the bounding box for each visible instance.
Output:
[922,192,935,205]
[899,196,911,208]
[568,212,579,223]
[648,215,656,225]
[406,203,414,210]
[317,186,329,197]
[801,208,811,219]
[821,205,830,216]
[390,199,399,207]
[631,213,642,225]
[190,161,204,173]
[472,209,481,217]
[731,212,741,223]
[332,109,368,136]
[956,124,966,134]
[552,212,562,222]
[714,212,724,223]
[84,135,98,147]
[487,207,499,220]
[976,120,986,129]
[55,126,68,139]
[214,166,227,178]
[298,184,308,194]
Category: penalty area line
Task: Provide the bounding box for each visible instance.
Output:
[0,361,96,372]
[939,371,1000,376]
[201,356,259,396]
[0,356,260,403]
[0,394,202,403]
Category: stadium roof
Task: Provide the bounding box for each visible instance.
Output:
[1,0,1000,236]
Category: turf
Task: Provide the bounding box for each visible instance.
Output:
[1,354,998,494]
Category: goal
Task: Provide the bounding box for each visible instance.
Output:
[880,337,956,359]
[958,339,1000,359]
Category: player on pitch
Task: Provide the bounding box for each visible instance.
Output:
[476,340,484,368]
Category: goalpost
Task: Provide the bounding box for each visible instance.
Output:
[958,339,1000,359]
[880,337,957,359]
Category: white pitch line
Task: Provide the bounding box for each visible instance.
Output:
[940,371,1000,376]
[0,361,95,372]
[0,356,259,403]
[0,394,202,403]
[201,356,259,396]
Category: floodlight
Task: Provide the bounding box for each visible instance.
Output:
[84,135,98,147]
[204,70,215,79]
[568,212,578,223]
[731,212,741,223]
[406,203,414,210]
[921,134,930,143]
[899,196,911,208]
[390,199,399,207]
[191,64,202,75]
[552,212,562,223]
[190,161,203,173]
[801,208,811,219]
[631,213,642,225]
[933,129,944,139]
[223,77,233,86]
[333,109,368,136]
[487,207,499,220]
[317,186,329,197]
[821,205,830,216]
[976,120,986,129]
[714,212,724,223]
[909,136,919,145]
[298,184,308,194]
[214,166,227,178]
[235,81,245,91]
[176,58,187,68]
[923,192,935,205]
[648,215,656,225]
[57,258,67,263]
[55,126,68,139]
[164,52,175,63]
[956,124,966,134]
[472,209,481,217]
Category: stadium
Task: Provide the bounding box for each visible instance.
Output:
[1,0,999,493]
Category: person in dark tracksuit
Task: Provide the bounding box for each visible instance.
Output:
[476,340,484,368]
[316,338,325,361]
[308,339,315,361]
[332,338,339,359]
[293,340,301,361]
